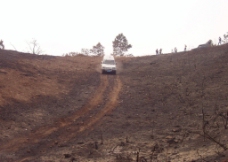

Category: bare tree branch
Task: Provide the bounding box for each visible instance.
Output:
[27,39,43,54]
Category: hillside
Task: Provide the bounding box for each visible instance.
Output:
[0,45,228,162]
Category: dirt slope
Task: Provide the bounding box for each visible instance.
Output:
[0,45,228,162]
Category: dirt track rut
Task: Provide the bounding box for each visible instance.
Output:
[0,74,122,161]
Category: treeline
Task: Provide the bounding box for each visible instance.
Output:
[64,33,132,57]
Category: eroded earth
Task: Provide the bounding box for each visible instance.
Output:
[1,45,228,162]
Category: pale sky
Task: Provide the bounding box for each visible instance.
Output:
[1,0,228,56]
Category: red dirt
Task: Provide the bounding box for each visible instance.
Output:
[0,45,228,162]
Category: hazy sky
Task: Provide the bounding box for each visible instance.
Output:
[1,0,228,56]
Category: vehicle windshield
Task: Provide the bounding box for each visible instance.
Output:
[103,60,115,65]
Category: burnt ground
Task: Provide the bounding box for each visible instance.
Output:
[0,45,228,162]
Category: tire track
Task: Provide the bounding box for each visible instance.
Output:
[0,75,108,153]
[55,75,122,144]
[78,75,122,132]
[0,75,123,162]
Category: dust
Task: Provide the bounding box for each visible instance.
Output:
[95,63,102,73]
[116,61,123,74]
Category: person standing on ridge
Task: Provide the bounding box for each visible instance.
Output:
[218,37,222,45]
[0,40,4,49]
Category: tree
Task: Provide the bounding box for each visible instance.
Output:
[90,42,104,56]
[27,39,43,54]
[112,33,132,56]
[81,48,90,55]
[64,52,80,57]
[223,32,228,43]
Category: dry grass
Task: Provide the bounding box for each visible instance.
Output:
[1,45,228,161]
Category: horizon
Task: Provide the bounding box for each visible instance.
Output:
[1,0,228,56]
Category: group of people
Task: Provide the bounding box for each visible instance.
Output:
[173,45,187,53]
[0,40,4,49]
[157,45,187,55]
[156,48,162,55]
[155,35,228,55]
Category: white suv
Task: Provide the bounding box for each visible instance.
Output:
[101,55,116,74]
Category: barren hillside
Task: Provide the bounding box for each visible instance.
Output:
[0,45,228,162]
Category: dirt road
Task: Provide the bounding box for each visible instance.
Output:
[0,74,122,162]
[2,45,228,162]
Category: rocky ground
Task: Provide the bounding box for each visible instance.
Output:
[0,45,228,162]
